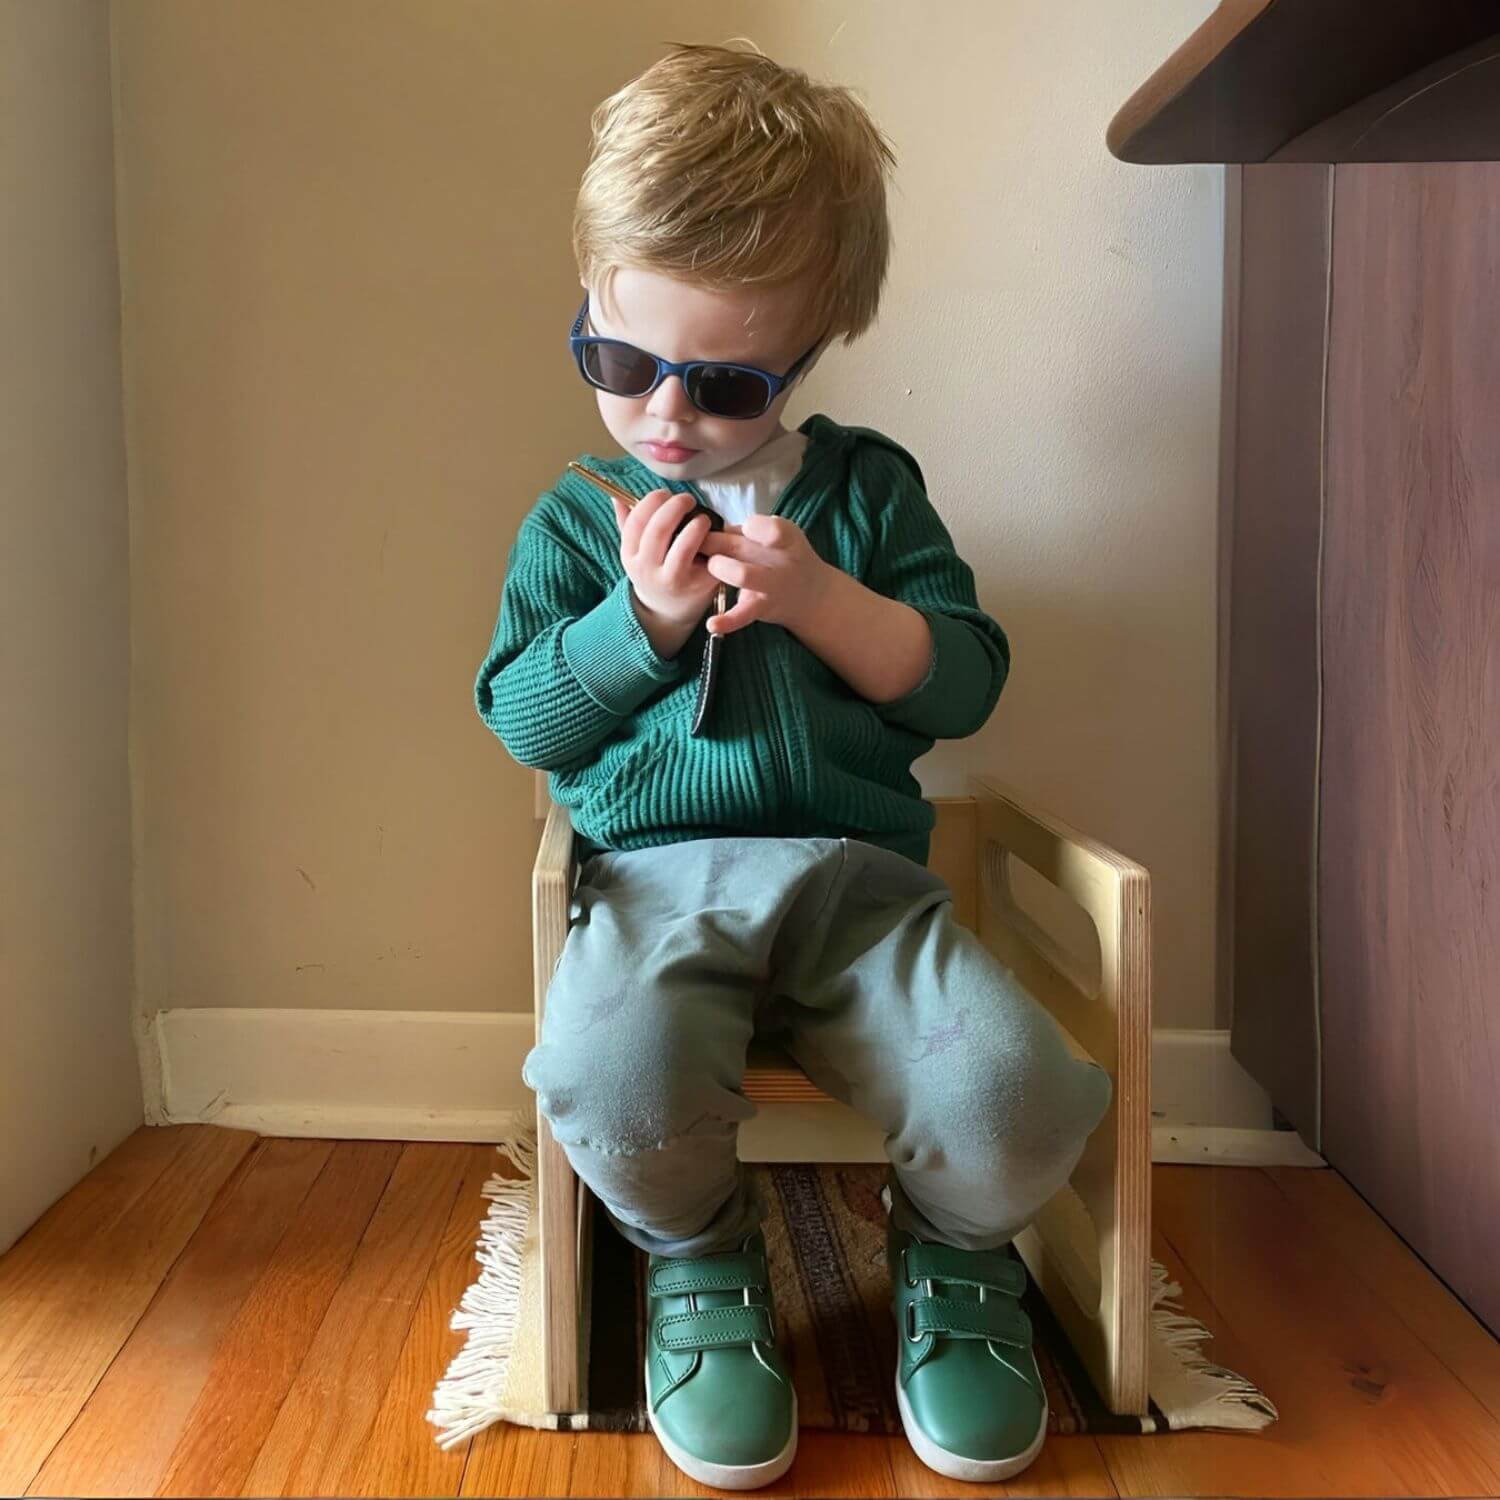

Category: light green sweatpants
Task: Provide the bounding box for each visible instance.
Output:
[523,835,1112,1260]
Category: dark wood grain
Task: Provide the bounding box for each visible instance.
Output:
[1273,34,1500,162]
[1222,163,1330,1146]
[1319,162,1500,1337]
[1107,0,1500,163]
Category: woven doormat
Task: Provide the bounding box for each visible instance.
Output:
[427,1136,1279,1448]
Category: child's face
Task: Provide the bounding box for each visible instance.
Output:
[582,266,823,482]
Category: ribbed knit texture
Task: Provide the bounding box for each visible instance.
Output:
[475,413,1010,867]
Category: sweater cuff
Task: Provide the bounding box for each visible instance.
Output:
[561,574,686,716]
[869,608,990,735]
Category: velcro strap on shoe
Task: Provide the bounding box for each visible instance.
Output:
[912,1295,1033,1347]
[656,1304,774,1351]
[903,1244,1027,1297]
[647,1251,767,1297]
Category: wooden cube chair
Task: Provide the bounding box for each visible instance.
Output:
[530,770,1151,1419]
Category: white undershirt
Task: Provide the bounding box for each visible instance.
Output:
[691,426,810,527]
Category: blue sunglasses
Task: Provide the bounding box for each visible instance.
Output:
[568,295,822,420]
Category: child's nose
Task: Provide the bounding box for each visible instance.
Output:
[646,374,697,423]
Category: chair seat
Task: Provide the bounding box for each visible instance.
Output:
[742,1041,837,1104]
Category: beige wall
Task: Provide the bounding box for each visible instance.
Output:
[114,1,1223,1029]
[1,0,142,1253]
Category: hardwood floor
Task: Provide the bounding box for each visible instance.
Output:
[4,1126,1500,1498]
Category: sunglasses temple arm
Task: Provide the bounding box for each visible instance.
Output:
[565,461,641,508]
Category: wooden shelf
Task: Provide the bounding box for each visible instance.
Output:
[1108,0,1500,163]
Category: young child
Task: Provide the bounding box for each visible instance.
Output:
[475,41,1112,1491]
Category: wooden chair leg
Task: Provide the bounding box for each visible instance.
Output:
[533,793,584,1416]
[537,1115,583,1414]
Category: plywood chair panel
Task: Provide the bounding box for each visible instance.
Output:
[968,772,1152,1418]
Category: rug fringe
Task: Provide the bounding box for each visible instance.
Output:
[428,1155,1278,1443]
[425,1131,539,1450]
[1147,1258,1279,1430]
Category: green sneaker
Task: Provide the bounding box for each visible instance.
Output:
[644,1229,797,1490]
[886,1200,1048,1481]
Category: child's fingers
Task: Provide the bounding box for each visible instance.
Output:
[740,513,780,543]
[699,531,768,564]
[614,490,673,559]
[663,511,713,577]
[708,593,758,635]
[708,555,768,594]
[638,491,696,564]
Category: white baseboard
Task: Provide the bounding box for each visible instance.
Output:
[1150,1027,1273,1130]
[1151,1123,1325,1167]
[155,1007,535,1143]
[154,1010,1323,1165]
[1151,1027,1325,1167]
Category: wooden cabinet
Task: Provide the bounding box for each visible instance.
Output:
[1111,0,1500,1340]
[1222,161,1500,1336]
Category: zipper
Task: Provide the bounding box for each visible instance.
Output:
[681,447,834,822]
[674,433,835,824]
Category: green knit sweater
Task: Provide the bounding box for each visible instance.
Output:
[475,412,1010,867]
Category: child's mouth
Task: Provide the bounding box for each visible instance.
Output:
[641,440,698,463]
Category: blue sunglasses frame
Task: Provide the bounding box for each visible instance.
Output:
[568,295,822,419]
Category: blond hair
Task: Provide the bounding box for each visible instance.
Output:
[573,40,897,349]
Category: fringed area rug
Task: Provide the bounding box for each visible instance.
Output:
[427,1134,1278,1448]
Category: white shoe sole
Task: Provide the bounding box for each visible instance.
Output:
[895,1371,1048,1482]
[646,1365,798,1491]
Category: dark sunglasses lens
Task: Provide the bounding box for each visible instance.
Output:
[688,365,772,419]
[582,341,657,397]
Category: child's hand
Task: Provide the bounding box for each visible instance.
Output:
[698,516,832,637]
[609,490,722,629]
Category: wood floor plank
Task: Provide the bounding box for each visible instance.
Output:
[344,1143,505,1498]
[1,1124,257,1498]
[1097,1222,1347,1498]
[791,1430,896,1497]
[240,1141,471,1497]
[29,1137,332,1498]
[562,1431,629,1498]
[553,1425,1107,1498]
[461,1422,577,1498]
[565,1431,715,1498]
[17,1135,1500,1499]
[611,1431,719,1498]
[1013,1434,1124,1497]
[1266,1164,1500,1422]
[0,1126,189,1286]
[887,1431,1120,1498]
[153,1139,402,1498]
[654,1426,795,1498]
[0,1125,193,1375]
[1154,1164,1500,1497]
[560,1427,858,1498]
